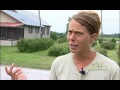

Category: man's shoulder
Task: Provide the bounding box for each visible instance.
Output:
[55,53,72,61]
[52,53,72,65]
[96,52,119,69]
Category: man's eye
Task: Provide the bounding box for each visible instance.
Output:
[77,32,82,36]
[68,31,72,34]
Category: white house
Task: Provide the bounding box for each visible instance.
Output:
[0,10,51,46]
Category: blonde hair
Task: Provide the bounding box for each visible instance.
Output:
[72,10,101,35]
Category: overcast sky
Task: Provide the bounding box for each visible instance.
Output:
[27,10,119,34]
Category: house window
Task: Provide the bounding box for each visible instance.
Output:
[41,27,45,35]
[28,27,33,33]
[36,28,39,33]
[47,28,50,35]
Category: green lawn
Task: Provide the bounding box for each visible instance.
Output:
[94,43,119,64]
[1,43,119,70]
[107,43,119,64]
[1,46,56,70]
[107,49,118,63]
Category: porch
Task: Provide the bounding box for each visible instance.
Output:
[0,27,24,40]
[0,40,17,46]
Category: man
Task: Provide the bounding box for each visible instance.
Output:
[5,11,120,80]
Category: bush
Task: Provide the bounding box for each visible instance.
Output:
[101,41,116,50]
[48,43,70,56]
[111,38,116,46]
[57,37,67,44]
[95,47,107,56]
[17,38,28,52]
[50,31,57,40]
[111,38,116,43]
[17,38,54,52]
[92,41,97,47]
[98,38,103,45]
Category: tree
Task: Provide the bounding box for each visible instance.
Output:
[50,31,57,40]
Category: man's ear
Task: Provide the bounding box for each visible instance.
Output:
[91,33,98,43]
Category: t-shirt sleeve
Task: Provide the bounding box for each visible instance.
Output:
[110,63,120,80]
[49,58,58,80]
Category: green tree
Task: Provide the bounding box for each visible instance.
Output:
[111,38,116,43]
[50,31,57,40]
[98,38,103,45]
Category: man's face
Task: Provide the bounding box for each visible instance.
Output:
[67,19,94,53]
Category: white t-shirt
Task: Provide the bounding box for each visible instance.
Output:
[50,52,120,80]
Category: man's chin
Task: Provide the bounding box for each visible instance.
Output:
[70,49,78,53]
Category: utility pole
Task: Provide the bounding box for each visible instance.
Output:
[118,10,120,62]
[38,10,42,38]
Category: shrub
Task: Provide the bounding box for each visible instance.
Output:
[57,37,67,44]
[48,43,70,56]
[92,41,97,47]
[98,38,103,45]
[17,38,54,52]
[17,38,28,52]
[95,47,107,56]
[111,38,116,43]
[101,41,116,50]
[50,31,57,40]
[111,38,116,46]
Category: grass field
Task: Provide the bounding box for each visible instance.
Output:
[103,37,119,41]
[1,46,56,70]
[1,43,120,70]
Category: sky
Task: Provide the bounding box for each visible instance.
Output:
[27,10,119,34]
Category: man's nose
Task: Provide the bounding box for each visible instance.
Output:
[70,33,76,40]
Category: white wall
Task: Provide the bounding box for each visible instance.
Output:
[0,40,17,46]
[24,26,50,39]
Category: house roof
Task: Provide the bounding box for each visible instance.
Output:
[0,22,24,27]
[2,10,51,27]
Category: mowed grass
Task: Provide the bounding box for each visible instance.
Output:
[107,43,119,64]
[1,43,119,70]
[94,43,119,64]
[1,46,56,70]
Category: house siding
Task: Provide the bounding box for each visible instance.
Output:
[44,26,50,38]
[0,10,51,46]
[0,11,20,23]
[24,26,41,39]
[24,26,50,39]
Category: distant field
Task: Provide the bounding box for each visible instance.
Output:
[103,37,119,41]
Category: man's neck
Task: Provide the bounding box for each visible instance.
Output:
[72,50,96,70]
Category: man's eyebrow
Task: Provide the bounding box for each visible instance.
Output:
[68,30,84,34]
[74,31,83,33]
